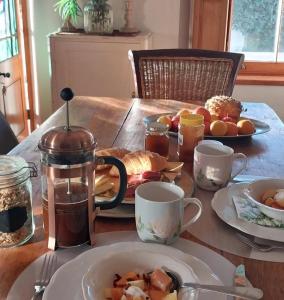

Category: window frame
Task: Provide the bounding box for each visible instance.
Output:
[191,0,284,85]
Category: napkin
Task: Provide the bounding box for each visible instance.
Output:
[232,195,284,228]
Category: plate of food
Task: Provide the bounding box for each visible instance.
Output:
[143,96,270,139]
[211,182,284,242]
[43,241,227,300]
[82,250,198,300]
[95,148,194,206]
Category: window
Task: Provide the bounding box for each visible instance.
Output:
[0,0,19,62]
[192,0,284,84]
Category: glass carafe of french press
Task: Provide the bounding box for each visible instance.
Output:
[38,88,127,250]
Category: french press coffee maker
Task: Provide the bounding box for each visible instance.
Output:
[38,88,127,250]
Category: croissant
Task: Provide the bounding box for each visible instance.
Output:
[96,148,130,170]
[109,150,167,176]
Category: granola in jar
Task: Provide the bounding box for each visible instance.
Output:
[0,156,36,247]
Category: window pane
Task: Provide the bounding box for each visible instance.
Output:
[0,37,18,62]
[277,7,284,61]
[0,0,18,62]
[229,0,280,62]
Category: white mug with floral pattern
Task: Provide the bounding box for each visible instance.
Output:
[135,182,202,244]
[194,142,247,191]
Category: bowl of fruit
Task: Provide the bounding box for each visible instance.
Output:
[144,96,270,139]
[244,178,284,222]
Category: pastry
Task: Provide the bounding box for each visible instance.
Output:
[96,148,130,170]
[109,150,167,176]
[205,95,243,120]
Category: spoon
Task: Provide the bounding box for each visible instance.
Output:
[166,271,263,300]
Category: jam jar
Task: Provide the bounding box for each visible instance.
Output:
[0,156,37,248]
[178,114,204,162]
[145,122,170,157]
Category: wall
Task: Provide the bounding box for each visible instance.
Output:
[233,85,284,121]
[29,0,186,122]
[28,1,284,123]
[27,0,61,122]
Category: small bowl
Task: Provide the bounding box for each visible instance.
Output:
[244,178,284,222]
[82,250,198,300]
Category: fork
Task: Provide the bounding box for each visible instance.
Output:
[236,233,284,252]
[32,253,57,299]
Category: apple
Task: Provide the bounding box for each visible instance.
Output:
[193,106,211,122]
[222,116,236,123]
[204,121,211,135]
[171,115,180,132]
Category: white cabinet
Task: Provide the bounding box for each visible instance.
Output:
[49,32,152,111]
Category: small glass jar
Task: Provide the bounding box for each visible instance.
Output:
[84,0,114,34]
[178,114,204,162]
[145,122,170,158]
[0,156,37,248]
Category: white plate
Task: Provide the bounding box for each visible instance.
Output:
[97,172,194,218]
[211,183,284,242]
[96,170,194,206]
[43,241,226,300]
[97,197,193,219]
[144,114,270,139]
[82,250,198,300]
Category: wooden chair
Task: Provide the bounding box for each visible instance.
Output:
[0,111,18,154]
[128,49,244,103]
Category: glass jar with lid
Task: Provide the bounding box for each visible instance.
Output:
[84,0,114,34]
[178,114,204,162]
[145,122,170,158]
[0,156,37,248]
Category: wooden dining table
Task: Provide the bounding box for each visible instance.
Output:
[1,96,284,300]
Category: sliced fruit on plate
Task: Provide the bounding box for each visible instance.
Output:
[95,182,114,195]
[164,162,184,173]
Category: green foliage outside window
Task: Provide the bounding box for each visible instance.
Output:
[232,0,279,52]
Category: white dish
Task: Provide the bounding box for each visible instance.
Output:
[96,170,194,206]
[82,250,198,300]
[211,183,284,242]
[97,197,193,218]
[97,172,194,218]
[43,241,226,300]
[244,178,284,222]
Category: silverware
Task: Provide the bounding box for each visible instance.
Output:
[166,271,263,300]
[231,175,270,184]
[236,233,284,252]
[32,253,57,299]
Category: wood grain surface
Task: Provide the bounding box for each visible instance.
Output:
[1,96,284,299]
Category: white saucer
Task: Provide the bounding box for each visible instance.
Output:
[97,172,194,218]
[211,183,284,243]
[44,241,226,300]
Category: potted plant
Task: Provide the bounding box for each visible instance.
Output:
[55,0,82,32]
[84,0,113,34]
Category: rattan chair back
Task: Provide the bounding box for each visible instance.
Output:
[129,49,244,102]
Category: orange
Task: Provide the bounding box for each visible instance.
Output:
[237,119,255,135]
[176,109,191,117]
[210,114,219,122]
[226,122,238,136]
[157,115,172,128]
[210,120,227,136]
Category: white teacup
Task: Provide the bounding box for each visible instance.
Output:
[135,182,202,244]
[194,143,247,191]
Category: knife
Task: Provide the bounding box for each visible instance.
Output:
[231,175,271,183]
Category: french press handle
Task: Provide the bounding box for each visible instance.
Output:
[95,156,127,210]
